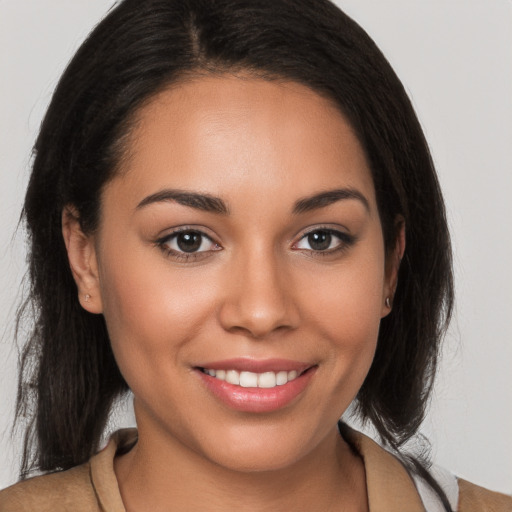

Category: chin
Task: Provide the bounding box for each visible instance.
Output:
[195,421,324,474]
[207,445,304,474]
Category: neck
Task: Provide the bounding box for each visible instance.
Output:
[115,421,368,512]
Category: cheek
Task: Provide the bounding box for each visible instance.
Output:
[298,243,386,396]
[306,253,385,344]
[96,242,220,375]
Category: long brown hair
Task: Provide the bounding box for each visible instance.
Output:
[17,0,453,507]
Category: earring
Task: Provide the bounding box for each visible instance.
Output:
[85,294,91,302]
[385,297,391,309]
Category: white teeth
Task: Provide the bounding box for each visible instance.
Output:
[258,371,276,388]
[225,370,240,385]
[276,371,288,385]
[240,371,258,388]
[202,368,303,388]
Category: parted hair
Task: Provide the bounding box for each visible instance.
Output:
[17,0,453,508]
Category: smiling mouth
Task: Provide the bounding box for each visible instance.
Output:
[196,362,317,412]
[198,368,309,389]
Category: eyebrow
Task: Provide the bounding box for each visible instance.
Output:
[136,187,369,216]
[293,188,370,214]
[136,189,229,214]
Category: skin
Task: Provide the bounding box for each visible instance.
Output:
[63,75,404,511]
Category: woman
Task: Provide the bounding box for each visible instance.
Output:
[0,0,510,510]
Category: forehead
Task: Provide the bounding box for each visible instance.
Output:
[108,75,376,213]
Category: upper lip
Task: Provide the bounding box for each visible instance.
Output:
[196,358,313,374]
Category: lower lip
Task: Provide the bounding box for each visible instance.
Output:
[197,368,316,413]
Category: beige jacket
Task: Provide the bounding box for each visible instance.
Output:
[0,429,510,511]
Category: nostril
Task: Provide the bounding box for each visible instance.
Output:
[216,262,301,337]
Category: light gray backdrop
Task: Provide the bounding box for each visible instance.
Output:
[1,0,511,493]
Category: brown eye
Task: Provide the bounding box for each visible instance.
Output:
[294,228,356,254]
[176,231,203,252]
[307,230,332,251]
[158,229,219,256]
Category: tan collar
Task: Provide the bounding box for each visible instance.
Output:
[343,426,426,512]
[90,428,425,512]
[90,429,134,512]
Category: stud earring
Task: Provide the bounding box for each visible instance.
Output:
[385,297,391,309]
[85,294,91,302]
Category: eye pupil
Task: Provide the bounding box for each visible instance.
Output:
[308,231,331,251]
[177,232,202,252]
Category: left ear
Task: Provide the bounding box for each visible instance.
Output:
[381,216,406,317]
[62,206,104,314]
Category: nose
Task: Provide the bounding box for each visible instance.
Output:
[218,248,300,339]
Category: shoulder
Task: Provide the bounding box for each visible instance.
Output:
[0,429,135,512]
[0,463,99,512]
[340,424,512,512]
[457,478,512,512]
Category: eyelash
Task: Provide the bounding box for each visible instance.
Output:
[155,228,220,262]
[293,227,356,257]
[155,227,356,262]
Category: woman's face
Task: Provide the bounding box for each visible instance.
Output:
[75,75,398,472]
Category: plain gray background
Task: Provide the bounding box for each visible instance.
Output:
[1,0,511,493]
